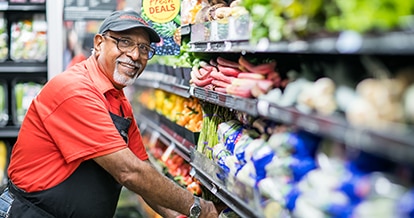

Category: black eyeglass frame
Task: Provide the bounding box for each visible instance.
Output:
[103,34,156,60]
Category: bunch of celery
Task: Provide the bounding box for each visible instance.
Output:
[196,103,233,159]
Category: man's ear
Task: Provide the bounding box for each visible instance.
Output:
[94,34,104,54]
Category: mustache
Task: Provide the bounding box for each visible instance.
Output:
[116,58,141,69]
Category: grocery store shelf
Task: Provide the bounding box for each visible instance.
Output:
[257,100,414,166]
[188,31,414,55]
[190,149,265,218]
[0,4,45,11]
[136,77,414,166]
[0,62,47,73]
[137,107,267,217]
[137,71,191,98]
[137,108,196,162]
[190,86,258,117]
[0,126,19,138]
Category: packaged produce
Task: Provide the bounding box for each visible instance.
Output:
[8,0,27,3]
[0,13,7,62]
[10,14,47,62]
[30,0,45,3]
[14,81,43,124]
[0,81,8,127]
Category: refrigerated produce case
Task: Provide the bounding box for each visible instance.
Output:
[132,0,414,217]
[1,0,413,217]
[0,0,49,184]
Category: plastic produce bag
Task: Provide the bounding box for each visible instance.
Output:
[10,14,47,62]
[0,12,7,61]
[14,81,43,124]
[0,81,7,127]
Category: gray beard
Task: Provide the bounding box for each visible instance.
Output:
[113,64,139,87]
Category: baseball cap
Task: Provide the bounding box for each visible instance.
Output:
[98,10,161,43]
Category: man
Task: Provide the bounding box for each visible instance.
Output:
[0,10,218,218]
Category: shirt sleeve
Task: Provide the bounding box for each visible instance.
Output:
[42,89,127,163]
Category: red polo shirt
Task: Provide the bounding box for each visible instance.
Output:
[8,56,148,192]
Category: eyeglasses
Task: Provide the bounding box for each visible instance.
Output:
[103,35,156,60]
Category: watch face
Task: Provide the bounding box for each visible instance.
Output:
[190,205,201,216]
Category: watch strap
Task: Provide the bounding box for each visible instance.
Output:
[189,196,201,218]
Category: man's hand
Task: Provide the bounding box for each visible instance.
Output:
[200,199,219,218]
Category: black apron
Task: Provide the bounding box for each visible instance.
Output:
[8,111,132,218]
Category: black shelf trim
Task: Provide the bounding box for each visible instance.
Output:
[190,149,264,218]
[257,99,414,166]
[136,109,194,162]
[137,71,191,98]
[188,31,414,55]
[1,4,46,11]
[0,62,47,73]
[190,86,258,116]
[0,126,19,138]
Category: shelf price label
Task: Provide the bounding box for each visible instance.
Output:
[224,41,232,51]
[224,95,235,108]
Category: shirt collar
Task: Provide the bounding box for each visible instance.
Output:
[85,56,122,96]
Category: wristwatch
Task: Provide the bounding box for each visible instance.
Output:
[189,196,202,218]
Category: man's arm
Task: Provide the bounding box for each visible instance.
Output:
[142,159,184,218]
[94,148,218,217]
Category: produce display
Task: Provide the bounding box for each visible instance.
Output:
[0,13,7,61]
[136,62,414,217]
[137,89,203,132]
[196,103,234,159]
[181,0,414,43]
[196,117,414,218]
[243,0,414,43]
[345,68,414,128]
[133,0,414,217]
[190,56,289,98]
[14,81,43,125]
[141,129,204,200]
[0,81,7,127]
[10,14,47,62]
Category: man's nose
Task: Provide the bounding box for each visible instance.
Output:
[126,46,140,60]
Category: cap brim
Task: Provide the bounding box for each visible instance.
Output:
[109,23,161,43]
